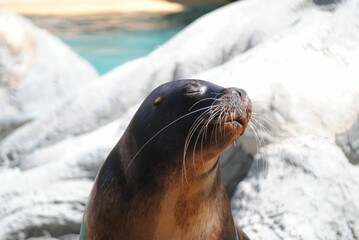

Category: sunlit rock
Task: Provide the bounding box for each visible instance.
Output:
[1,0,359,239]
[0,0,320,165]
[0,10,98,141]
[336,115,359,165]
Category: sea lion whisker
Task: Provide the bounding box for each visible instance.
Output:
[184,108,213,148]
[209,92,224,100]
[201,123,209,175]
[250,114,273,141]
[192,123,212,180]
[190,124,206,177]
[183,104,222,181]
[183,114,213,183]
[182,109,213,183]
[216,106,227,140]
[188,97,218,111]
[208,105,223,143]
[218,107,228,139]
[204,106,222,141]
[183,108,212,158]
[247,121,270,181]
[126,106,213,173]
[235,102,245,114]
[199,124,207,169]
[250,113,272,127]
[223,109,232,137]
[191,118,213,176]
[186,109,216,150]
[250,113,274,134]
[248,122,262,153]
[204,105,224,144]
[248,117,271,178]
[187,114,211,177]
[231,109,235,122]
[251,111,271,119]
[184,102,221,156]
[196,113,222,179]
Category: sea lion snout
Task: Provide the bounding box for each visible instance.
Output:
[212,87,252,136]
[222,87,246,99]
[220,87,252,118]
[221,87,251,108]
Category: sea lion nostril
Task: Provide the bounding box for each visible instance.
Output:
[237,89,247,98]
[233,88,248,100]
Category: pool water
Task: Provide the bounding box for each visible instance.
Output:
[27,7,216,75]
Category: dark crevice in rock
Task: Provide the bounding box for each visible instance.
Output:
[9,222,81,240]
[313,0,341,6]
[313,0,342,11]
[0,115,34,142]
[348,220,359,240]
[221,144,254,199]
[283,157,317,178]
[336,115,359,165]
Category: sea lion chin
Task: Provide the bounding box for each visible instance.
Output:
[80,79,252,240]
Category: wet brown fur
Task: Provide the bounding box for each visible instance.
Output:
[83,80,251,240]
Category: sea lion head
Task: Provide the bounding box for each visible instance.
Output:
[124,79,252,181]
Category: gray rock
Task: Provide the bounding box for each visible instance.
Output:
[0,10,98,142]
[1,0,359,239]
[0,156,93,239]
[220,144,253,198]
[336,115,359,165]
[0,0,320,165]
[232,139,359,240]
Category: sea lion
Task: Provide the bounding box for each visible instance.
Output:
[80,79,252,240]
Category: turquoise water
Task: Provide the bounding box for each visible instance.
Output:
[27,8,216,75]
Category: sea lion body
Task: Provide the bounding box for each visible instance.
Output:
[80,79,251,240]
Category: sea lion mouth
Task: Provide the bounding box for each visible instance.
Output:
[225,117,244,128]
[204,108,251,134]
[222,111,251,129]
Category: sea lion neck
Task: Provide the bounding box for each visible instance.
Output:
[154,161,237,240]
[176,157,222,200]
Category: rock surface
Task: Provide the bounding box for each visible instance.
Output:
[0,10,98,142]
[232,138,359,240]
[0,0,321,165]
[336,115,359,165]
[1,0,359,239]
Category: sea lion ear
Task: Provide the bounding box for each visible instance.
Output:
[153,96,163,106]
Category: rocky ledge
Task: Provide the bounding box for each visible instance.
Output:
[0,10,98,141]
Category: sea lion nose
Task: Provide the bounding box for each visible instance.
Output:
[222,87,248,101]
